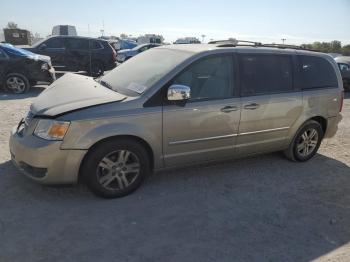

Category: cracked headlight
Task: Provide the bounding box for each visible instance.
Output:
[34,119,70,140]
[41,62,49,70]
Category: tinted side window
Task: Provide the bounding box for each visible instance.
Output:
[90,40,103,49]
[239,55,293,96]
[338,63,350,71]
[66,38,89,50]
[299,55,337,89]
[173,55,234,100]
[45,38,65,48]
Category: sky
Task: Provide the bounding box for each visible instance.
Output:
[0,0,349,45]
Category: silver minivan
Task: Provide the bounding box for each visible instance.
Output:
[9,42,344,198]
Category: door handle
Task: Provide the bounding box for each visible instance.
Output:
[244,103,260,110]
[220,106,239,113]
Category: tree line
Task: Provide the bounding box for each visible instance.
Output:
[301,40,350,55]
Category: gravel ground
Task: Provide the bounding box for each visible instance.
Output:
[0,86,349,262]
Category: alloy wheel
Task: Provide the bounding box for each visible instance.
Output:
[6,76,26,93]
[296,128,319,157]
[96,150,141,191]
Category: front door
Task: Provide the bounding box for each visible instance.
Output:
[236,53,302,155]
[163,54,241,167]
[38,37,66,70]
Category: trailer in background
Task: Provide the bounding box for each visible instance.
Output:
[3,28,31,45]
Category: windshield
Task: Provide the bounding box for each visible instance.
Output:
[0,43,36,57]
[31,38,47,48]
[131,45,143,51]
[100,48,193,95]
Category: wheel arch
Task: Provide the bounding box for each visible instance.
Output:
[78,135,155,182]
[309,116,327,134]
[5,68,30,79]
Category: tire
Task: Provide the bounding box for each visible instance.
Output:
[88,61,104,77]
[284,120,324,162]
[81,139,150,198]
[5,73,30,94]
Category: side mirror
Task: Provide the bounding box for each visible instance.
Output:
[39,44,47,50]
[167,84,191,101]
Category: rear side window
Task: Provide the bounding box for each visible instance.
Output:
[90,40,103,50]
[239,55,293,96]
[66,38,89,50]
[299,55,337,89]
[45,38,65,48]
[338,63,350,71]
[173,55,234,100]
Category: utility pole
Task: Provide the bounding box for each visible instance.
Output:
[281,38,286,44]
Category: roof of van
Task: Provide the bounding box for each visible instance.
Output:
[159,43,325,56]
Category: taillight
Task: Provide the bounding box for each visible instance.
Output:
[340,91,344,112]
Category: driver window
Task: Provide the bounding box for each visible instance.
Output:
[45,38,65,49]
[173,55,234,100]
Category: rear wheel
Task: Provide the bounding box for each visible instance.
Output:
[5,73,30,94]
[284,120,324,162]
[88,61,104,77]
[81,139,150,198]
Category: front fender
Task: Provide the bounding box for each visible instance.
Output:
[61,113,163,168]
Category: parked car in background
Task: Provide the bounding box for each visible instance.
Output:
[137,34,163,44]
[0,43,55,94]
[9,42,343,198]
[24,36,116,76]
[110,39,138,51]
[116,43,161,63]
[335,56,350,91]
[174,37,201,44]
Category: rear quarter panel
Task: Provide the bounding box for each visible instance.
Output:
[286,53,343,141]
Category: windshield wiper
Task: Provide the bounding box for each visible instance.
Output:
[99,80,113,90]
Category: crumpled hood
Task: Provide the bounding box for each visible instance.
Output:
[31,73,126,116]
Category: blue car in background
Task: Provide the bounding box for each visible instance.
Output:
[116,43,161,63]
[0,43,55,93]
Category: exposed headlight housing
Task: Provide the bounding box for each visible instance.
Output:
[117,55,125,62]
[34,119,70,141]
[41,62,49,70]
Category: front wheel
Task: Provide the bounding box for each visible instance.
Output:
[81,139,150,198]
[284,120,324,162]
[5,73,30,94]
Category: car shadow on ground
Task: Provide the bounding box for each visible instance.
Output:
[0,152,349,261]
[0,85,46,100]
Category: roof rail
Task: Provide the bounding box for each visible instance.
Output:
[208,39,319,52]
[208,39,262,46]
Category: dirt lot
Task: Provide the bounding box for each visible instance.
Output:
[0,86,349,262]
